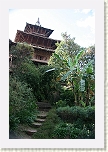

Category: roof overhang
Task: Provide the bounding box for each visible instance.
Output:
[31,58,48,64]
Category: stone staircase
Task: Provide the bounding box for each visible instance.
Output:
[20,102,51,138]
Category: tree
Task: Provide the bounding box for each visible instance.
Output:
[48,33,95,106]
[15,59,61,103]
[9,42,34,73]
[49,33,82,68]
[9,43,37,130]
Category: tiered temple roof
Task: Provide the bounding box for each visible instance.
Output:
[24,22,54,37]
[14,22,60,64]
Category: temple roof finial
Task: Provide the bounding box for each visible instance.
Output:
[36,18,41,26]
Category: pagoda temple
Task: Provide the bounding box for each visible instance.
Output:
[14,21,60,65]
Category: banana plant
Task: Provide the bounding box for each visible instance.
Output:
[46,50,85,105]
[46,49,94,106]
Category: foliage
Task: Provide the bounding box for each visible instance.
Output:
[55,100,67,108]
[48,33,95,106]
[33,109,62,139]
[49,32,81,67]
[38,65,61,103]
[17,60,43,100]
[59,88,75,106]
[10,42,34,72]
[9,76,37,130]
[80,45,95,69]
[52,122,95,139]
[54,105,95,139]
[10,42,34,60]
[56,106,95,124]
[33,107,95,139]
[10,42,61,104]
[53,123,74,139]
[17,62,61,103]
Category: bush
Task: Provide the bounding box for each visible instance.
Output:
[55,100,67,108]
[59,89,75,106]
[52,122,95,139]
[10,43,34,64]
[38,65,61,104]
[56,106,95,124]
[17,60,43,101]
[17,62,61,103]
[10,43,46,101]
[53,123,74,139]
[9,76,37,130]
[56,106,95,138]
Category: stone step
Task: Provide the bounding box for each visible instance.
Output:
[39,110,48,114]
[35,118,45,123]
[37,102,51,109]
[37,111,48,118]
[31,122,42,128]
[24,129,37,136]
[38,108,50,112]
[37,113,47,119]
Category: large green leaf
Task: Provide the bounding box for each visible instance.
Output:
[82,60,94,74]
[62,59,68,67]
[76,50,84,59]
[61,70,72,81]
[73,50,84,66]
[86,66,93,74]
[79,79,85,92]
[68,57,73,70]
[54,53,63,60]
[44,68,56,74]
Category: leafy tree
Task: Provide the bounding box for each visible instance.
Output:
[49,33,81,68]
[17,60,43,100]
[79,45,95,105]
[38,65,61,103]
[9,43,38,130]
[48,33,95,106]
[10,42,61,103]
[9,42,34,73]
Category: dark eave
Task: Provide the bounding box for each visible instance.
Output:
[32,45,55,52]
[12,41,55,53]
[16,30,61,43]
[31,58,48,64]
[25,22,54,37]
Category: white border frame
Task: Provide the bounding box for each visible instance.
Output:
[0,0,104,149]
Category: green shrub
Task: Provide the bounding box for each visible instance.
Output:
[53,123,74,139]
[59,89,75,106]
[85,106,95,122]
[10,43,34,66]
[56,106,95,124]
[39,65,61,104]
[17,62,61,103]
[17,60,43,101]
[53,122,95,139]
[56,106,95,138]
[9,76,37,130]
[55,100,67,108]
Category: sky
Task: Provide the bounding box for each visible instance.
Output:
[9,9,95,48]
